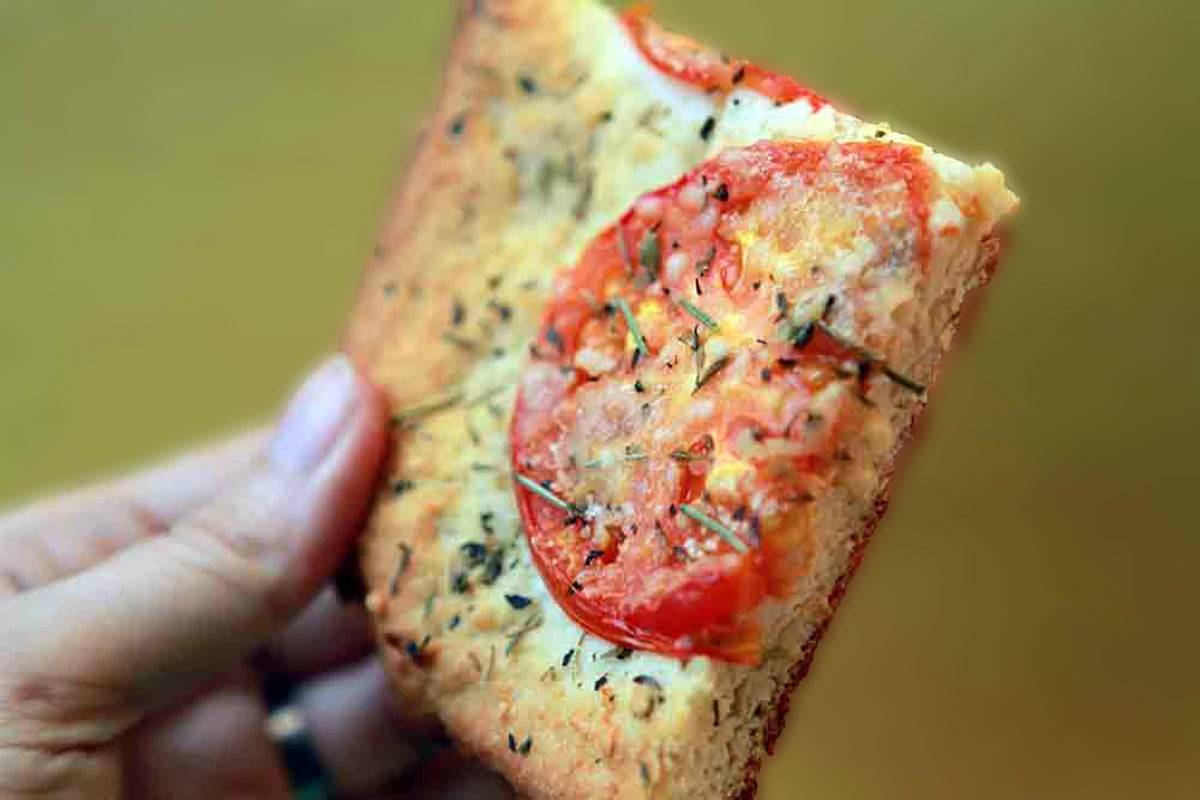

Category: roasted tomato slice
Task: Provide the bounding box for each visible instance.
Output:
[621,6,829,109]
[512,140,933,663]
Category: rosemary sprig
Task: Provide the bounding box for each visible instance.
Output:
[679,504,748,554]
[392,391,465,427]
[679,298,719,331]
[803,321,926,395]
[638,229,660,283]
[693,354,731,394]
[514,473,577,514]
[614,297,649,358]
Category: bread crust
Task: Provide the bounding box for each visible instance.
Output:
[342,2,1016,798]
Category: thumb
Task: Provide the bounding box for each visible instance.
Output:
[1,354,388,719]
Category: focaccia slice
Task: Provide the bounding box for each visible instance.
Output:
[343,2,1016,798]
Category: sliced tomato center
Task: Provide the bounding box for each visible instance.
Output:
[621,6,829,109]
[511,140,933,662]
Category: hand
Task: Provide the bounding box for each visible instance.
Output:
[0,355,511,800]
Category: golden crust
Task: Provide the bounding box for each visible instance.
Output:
[343,2,1017,798]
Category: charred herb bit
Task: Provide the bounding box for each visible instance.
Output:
[713,182,730,202]
[615,647,633,660]
[594,675,609,691]
[451,297,466,326]
[882,364,927,394]
[447,113,466,138]
[633,379,645,394]
[732,64,747,84]
[639,762,651,787]
[637,228,661,283]
[775,291,790,318]
[791,320,816,348]
[487,299,513,321]
[504,593,533,610]
[448,613,462,631]
[614,297,650,358]
[514,472,580,515]
[679,503,749,554]
[698,115,716,141]
[517,74,538,94]
[507,732,517,752]
[480,511,495,535]
[712,698,721,726]
[460,541,487,567]
[481,548,505,586]
[392,391,464,427]
[388,543,413,596]
[391,478,415,497]
[584,549,604,566]
[693,354,732,394]
[518,736,533,756]
[450,571,470,594]
[679,298,719,331]
[561,648,575,667]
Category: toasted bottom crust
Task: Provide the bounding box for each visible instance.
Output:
[733,233,1003,800]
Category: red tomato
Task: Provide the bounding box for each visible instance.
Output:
[621,6,829,109]
[511,141,933,662]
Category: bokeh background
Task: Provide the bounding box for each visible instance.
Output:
[2,1,1197,797]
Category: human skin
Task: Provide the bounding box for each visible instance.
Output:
[0,355,511,800]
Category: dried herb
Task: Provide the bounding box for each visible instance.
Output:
[713,182,730,201]
[518,74,537,94]
[679,504,748,553]
[480,511,495,535]
[505,593,533,610]
[679,298,719,331]
[391,478,415,497]
[442,332,478,352]
[514,473,579,514]
[392,391,464,427]
[693,354,731,394]
[388,543,413,596]
[699,115,716,141]
[518,736,533,756]
[460,541,487,567]
[594,675,609,691]
[584,549,604,566]
[561,648,575,667]
[504,613,543,655]
[637,229,660,283]
[451,298,466,326]
[614,297,650,358]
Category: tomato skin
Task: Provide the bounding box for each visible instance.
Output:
[511,140,934,663]
[621,6,829,110]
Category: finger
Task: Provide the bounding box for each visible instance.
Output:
[294,658,420,797]
[0,428,267,594]
[0,354,389,726]
[255,588,374,680]
[123,675,289,800]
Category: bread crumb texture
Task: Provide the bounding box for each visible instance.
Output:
[344,1,1016,798]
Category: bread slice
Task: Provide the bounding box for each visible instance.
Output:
[342,2,1017,798]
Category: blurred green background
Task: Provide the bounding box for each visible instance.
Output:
[2,1,1197,797]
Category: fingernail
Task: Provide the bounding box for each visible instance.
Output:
[269,355,359,473]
